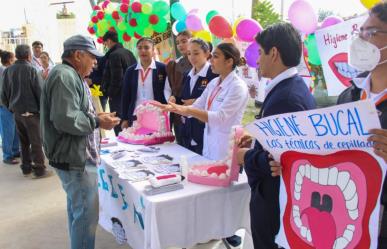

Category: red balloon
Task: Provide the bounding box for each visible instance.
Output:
[134,32,142,39]
[129,18,137,27]
[122,0,130,4]
[209,15,233,38]
[131,2,142,13]
[149,15,159,25]
[91,16,99,23]
[88,27,96,34]
[112,11,120,20]
[123,33,132,42]
[93,6,101,11]
[97,11,104,20]
[97,37,104,44]
[120,4,129,13]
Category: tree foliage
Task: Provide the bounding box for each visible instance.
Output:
[251,0,281,28]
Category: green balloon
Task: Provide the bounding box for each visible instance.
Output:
[118,22,127,31]
[153,20,167,33]
[206,10,219,25]
[305,34,321,66]
[153,1,169,16]
[138,14,150,28]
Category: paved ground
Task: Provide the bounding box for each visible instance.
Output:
[0,156,250,249]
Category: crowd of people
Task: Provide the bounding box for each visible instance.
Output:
[0,2,386,249]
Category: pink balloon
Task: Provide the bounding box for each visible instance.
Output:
[185,14,203,32]
[236,19,263,42]
[288,0,318,34]
[321,16,344,29]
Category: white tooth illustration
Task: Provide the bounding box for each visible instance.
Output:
[348,209,359,220]
[219,173,226,179]
[210,173,218,178]
[293,205,300,217]
[226,169,230,176]
[343,228,354,242]
[333,237,349,249]
[343,180,357,201]
[201,171,209,177]
[299,165,305,176]
[346,193,358,211]
[328,167,339,185]
[296,172,303,185]
[311,166,319,183]
[347,224,355,231]
[318,168,329,185]
[194,170,200,176]
[306,229,312,242]
[294,183,302,193]
[337,171,350,191]
[305,164,311,179]
[294,191,301,200]
[294,216,302,228]
[300,226,307,238]
[226,160,232,166]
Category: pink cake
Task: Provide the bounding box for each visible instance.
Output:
[118,101,175,145]
[187,126,244,187]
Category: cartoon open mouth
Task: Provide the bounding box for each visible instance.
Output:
[328,53,362,87]
[281,150,382,249]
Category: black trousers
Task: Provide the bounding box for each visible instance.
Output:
[14,113,45,171]
[250,177,281,249]
[109,96,122,136]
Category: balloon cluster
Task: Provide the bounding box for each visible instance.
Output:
[88,0,170,43]
[170,2,263,68]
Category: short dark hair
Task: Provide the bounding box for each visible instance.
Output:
[190,38,210,52]
[370,2,387,23]
[255,23,302,67]
[177,31,192,38]
[40,51,50,58]
[0,50,13,65]
[15,45,31,60]
[103,31,118,43]
[136,37,154,47]
[32,41,43,48]
[216,43,241,69]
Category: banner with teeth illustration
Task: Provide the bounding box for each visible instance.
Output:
[245,100,386,249]
[315,16,367,96]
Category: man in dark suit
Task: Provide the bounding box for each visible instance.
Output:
[237,23,316,249]
[102,31,136,135]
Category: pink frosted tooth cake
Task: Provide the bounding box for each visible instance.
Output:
[118,101,175,145]
[187,126,244,187]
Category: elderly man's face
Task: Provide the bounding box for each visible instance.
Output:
[75,51,97,78]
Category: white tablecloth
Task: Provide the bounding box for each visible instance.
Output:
[98,141,251,249]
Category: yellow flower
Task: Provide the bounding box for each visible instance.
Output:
[90,85,103,97]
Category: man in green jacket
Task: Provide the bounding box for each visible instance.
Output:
[40,35,120,249]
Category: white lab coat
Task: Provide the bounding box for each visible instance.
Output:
[192,71,248,160]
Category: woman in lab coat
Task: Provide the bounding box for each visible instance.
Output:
[158,43,249,161]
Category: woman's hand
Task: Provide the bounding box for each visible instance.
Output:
[182,98,195,106]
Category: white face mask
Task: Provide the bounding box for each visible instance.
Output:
[348,36,387,72]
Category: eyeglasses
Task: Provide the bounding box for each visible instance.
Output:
[352,28,387,40]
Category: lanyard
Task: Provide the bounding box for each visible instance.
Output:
[207,80,222,110]
[140,68,152,86]
[361,89,387,106]
[33,57,42,67]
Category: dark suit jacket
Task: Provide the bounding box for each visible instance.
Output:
[244,75,316,249]
[180,67,218,154]
[121,61,167,124]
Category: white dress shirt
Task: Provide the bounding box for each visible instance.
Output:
[187,62,210,94]
[135,60,157,108]
[192,71,248,160]
[264,67,298,97]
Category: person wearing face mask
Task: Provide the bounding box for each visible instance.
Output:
[338,3,387,247]
[121,37,168,129]
[102,31,137,135]
[179,38,218,154]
